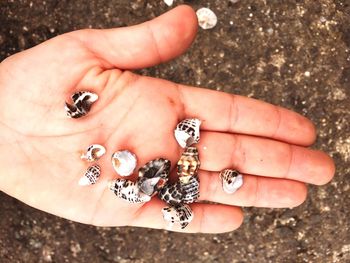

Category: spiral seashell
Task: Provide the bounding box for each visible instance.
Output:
[78,164,101,186]
[196,8,218,30]
[108,179,151,204]
[174,118,201,148]
[158,176,200,206]
[111,150,137,177]
[81,144,106,162]
[65,91,98,118]
[137,158,171,196]
[220,169,243,194]
[177,146,200,179]
[162,204,194,229]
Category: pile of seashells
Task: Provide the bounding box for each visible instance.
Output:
[67,91,243,230]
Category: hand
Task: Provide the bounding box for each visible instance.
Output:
[0,5,334,233]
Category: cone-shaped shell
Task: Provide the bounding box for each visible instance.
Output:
[177,147,200,178]
[78,165,101,186]
[108,179,151,204]
[137,158,171,196]
[162,204,194,229]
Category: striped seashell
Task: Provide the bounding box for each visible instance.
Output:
[162,204,194,229]
[219,169,243,194]
[174,118,201,148]
[158,176,200,206]
[108,179,151,204]
[81,144,106,162]
[65,91,98,118]
[137,158,171,196]
[78,164,101,186]
[111,150,137,177]
[177,146,200,178]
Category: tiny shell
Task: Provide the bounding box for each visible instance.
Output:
[81,144,106,162]
[111,150,137,176]
[196,8,218,30]
[174,118,201,148]
[65,91,98,119]
[164,0,173,6]
[162,204,194,229]
[158,176,200,205]
[137,158,171,196]
[78,165,101,186]
[177,146,200,178]
[220,169,243,194]
[108,179,151,204]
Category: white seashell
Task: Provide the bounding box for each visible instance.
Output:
[111,150,137,176]
[78,165,101,186]
[81,144,106,162]
[174,118,201,148]
[108,179,151,204]
[164,0,173,6]
[162,204,194,229]
[196,8,218,30]
[220,169,243,194]
[65,91,99,119]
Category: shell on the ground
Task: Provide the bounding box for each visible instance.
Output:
[81,144,106,162]
[162,204,194,229]
[220,169,243,194]
[78,164,101,186]
[108,179,151,204]
[137,158,171,196]
[196,8,218,30]
[174,118,201,148]
[111,150,137,177]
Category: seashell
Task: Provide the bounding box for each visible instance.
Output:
[137,158,171,196]
[78,164,101,186]
[81,144,106,162]
[220,169,243,194]
[180,176,200,204]
[163,0,173,6]
[158,176,200,206]
[111,150,137,176]
[162,204,194,229]
[177,146,200,179]
[108,179,151,204]
[196,8,218,30]
[65,91,98,118]
[174,118,201,148]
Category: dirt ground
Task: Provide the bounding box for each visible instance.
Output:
[0,0,349,262]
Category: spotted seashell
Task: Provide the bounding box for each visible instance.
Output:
[108,179,151,204]
[180,176,200,204]
[158,176,200,206]
[177,146,200,178]
[81,144,106,162]
[174,118,201,148]
[162,204,194,229]
[111,150,137,177]
[78,165,101,186]
[65,91,98,118]
[137,158,171,196]
[220,169,243,194]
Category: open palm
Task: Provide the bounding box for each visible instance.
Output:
[0,6,334,233]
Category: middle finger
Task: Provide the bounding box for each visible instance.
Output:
[197,131,334,185]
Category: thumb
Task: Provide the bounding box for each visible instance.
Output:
[72,5,198,69]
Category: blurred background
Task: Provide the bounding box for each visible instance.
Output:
[0,0,349,262]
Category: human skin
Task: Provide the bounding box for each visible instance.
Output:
[0,5,335,233]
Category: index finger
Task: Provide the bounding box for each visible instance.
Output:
[178,85,316,146]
